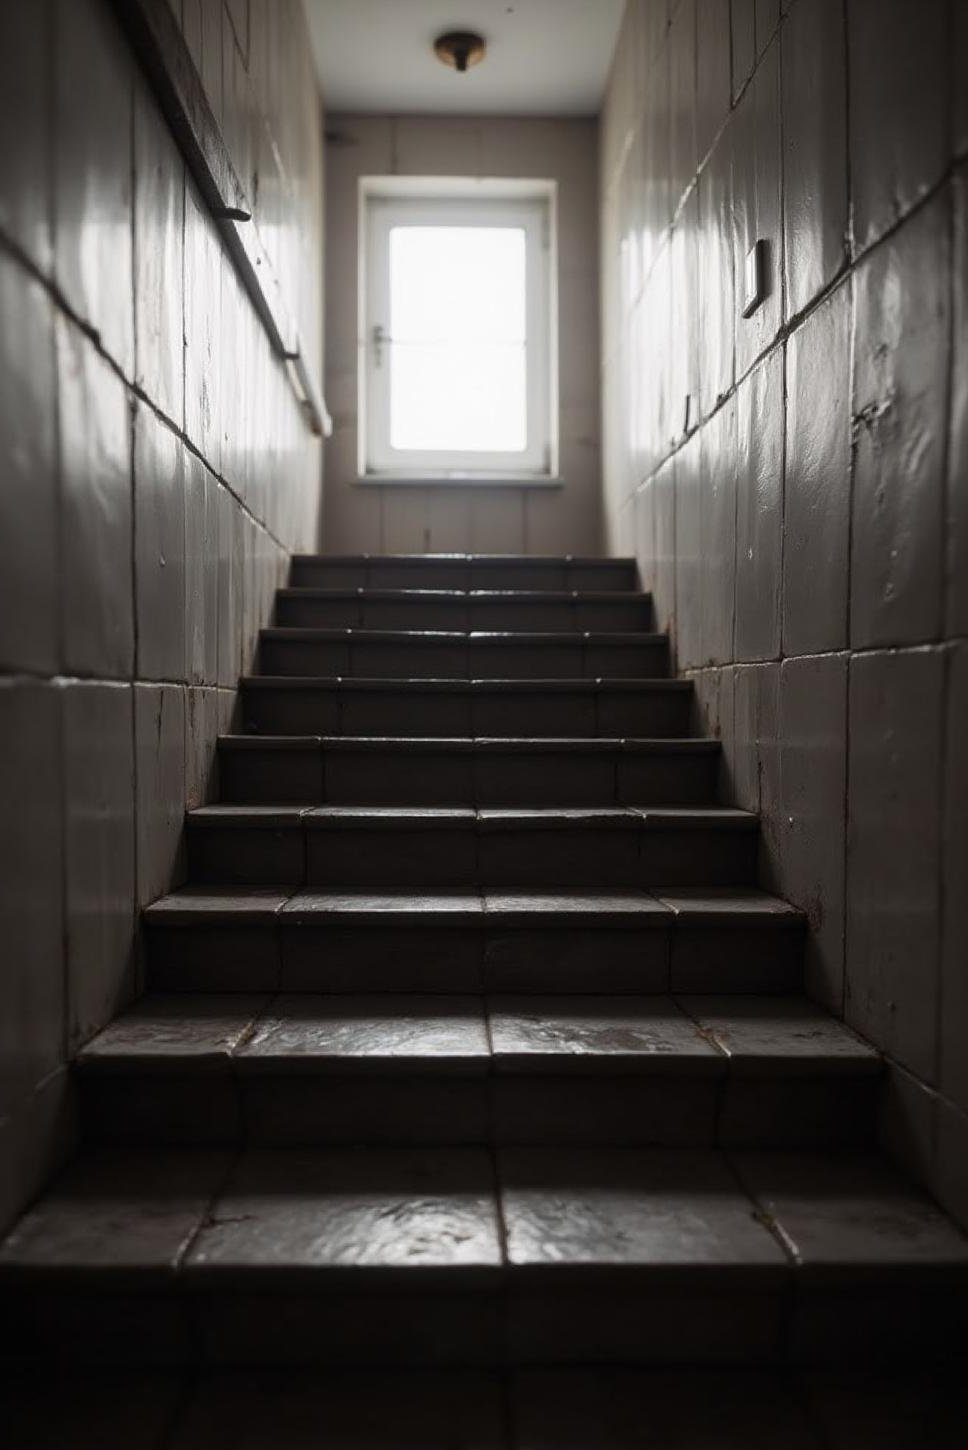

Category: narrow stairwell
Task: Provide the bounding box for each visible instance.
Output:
[2,553,966,1398]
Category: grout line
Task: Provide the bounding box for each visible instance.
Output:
[54,647,71,1081]
[784,1365,841,1450]
[156,1371,196,1450]
[934,644,952,1092]
[48,0,71,1086]
[841,0,856,265]
[775,11,790,670]
[174,1143,244,1369]
[839,0,859,1032]
[677,633,968,676]
[723,1148,798,1361]
[935,0,959,1100]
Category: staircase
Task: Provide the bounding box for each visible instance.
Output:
[2,553,966,1398]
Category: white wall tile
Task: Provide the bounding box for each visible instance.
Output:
[53,0,134,376]
[134,80,185,426]
[57,319,134,679]
[0,260,58,674]
[0,681,64,1117]
[135,407,187,683]
[135,682,186,909]
[0,0,52,272]
[846,649,943,1083]
[62,681,136,1048]
[0,0,323,1240]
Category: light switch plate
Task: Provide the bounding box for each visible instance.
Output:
[743,239,767,318]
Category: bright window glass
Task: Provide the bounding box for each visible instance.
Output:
[363,188,554,477]
[388,226,527,453]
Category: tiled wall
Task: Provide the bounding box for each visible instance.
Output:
[600,0,966,1225]
[324,115,602,555]
[0,0,323,1232]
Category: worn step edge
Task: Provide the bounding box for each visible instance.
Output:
[240,676,693,693]
[185,805,758,829]
[290,554,639,568]
[260,628,669,645]
[218,735,720,753]
[75,996,881,1150]
[4,1148,966,1307]
[143,886,806,928]
[276,587,651,603]
[76,993,880,1082]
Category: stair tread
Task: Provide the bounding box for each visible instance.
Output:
[262,627,667,643]
[277,586,649,602]
[186,805,757,827]
[280,888,486,918]
[4,1145,964,1285]
[219,734,721,752]
[651,888,805,921]
[292,554,638,567]
[241,675,692,692]
[78,994,879,1078]
[145,884,804,925]
[143,886,292,922]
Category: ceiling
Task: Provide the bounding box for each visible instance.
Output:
[301,0,625,116]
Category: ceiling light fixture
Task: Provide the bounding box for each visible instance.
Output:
[433,30,487,73]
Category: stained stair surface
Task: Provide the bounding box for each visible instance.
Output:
[2,554,966,1415]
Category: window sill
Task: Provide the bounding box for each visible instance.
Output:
[353,474,564,489]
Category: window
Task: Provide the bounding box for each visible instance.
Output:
[361,182,556,479]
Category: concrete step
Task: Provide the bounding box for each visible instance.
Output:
[289,554,639,592]
[217,735,722,807]
[257,628,670,681]
[275,587,653,633]
[239,676,695,737]
[183,805,761,890]
[76,994,881,1150]
[3,1145,965,1367]
[143,886,806,996]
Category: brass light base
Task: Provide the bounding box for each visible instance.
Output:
[434,30,487,73]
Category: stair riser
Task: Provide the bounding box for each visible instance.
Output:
[1,1287,770,1369]
[145,921,804,995]
[10,1280,956,1370]
[218,747,720,807]
[241,689,693,738]
[258,638,669,681]
[276,598,653,632]
[78,1072,878,1150]
[290,561,639,592]
[185,823,759,890]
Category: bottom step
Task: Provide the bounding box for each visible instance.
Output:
[2,1146,966,1368]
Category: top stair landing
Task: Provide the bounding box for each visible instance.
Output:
[290,554,639,593]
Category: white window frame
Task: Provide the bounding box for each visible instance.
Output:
[359,179,557,481]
